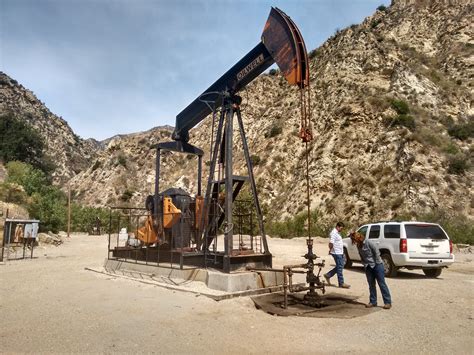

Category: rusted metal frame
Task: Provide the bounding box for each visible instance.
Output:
[155,148,162,266]
[143,214,150,265]
[223,99,235,272]
[6,219,12,261]
[215,178,246,233]
[0,210,7,262]
[236,109,270,254]
[198,155,202,196]
[107,209,112,260]
[283,264,305,309]
[179,213,184,269]
[201,104,226,253]
[155,147,161,240]
[22,235,26,259]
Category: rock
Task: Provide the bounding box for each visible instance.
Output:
[455,244,472,254]
[38,233,63,246]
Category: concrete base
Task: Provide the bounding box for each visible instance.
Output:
[103,258,285,294]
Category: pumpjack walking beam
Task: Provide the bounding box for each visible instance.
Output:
[172,7,310,143]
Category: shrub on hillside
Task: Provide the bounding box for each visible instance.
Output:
[250,155,261,166]
[0,182,28,204]
[91,160,101,171]
[447,153,469,175]
[390,99,410,115]
[117,154,127,168]
[448,121,474,141]
[266,209,329,239]
[28,186,67,233]
[120,189,134,202]
[5,161,48,195]
[0,113,54,174]
[265,124,282,138]
[392,114,416,130]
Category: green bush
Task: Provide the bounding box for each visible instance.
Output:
[308,49,320,59]
[448,121,474,141]
[70,204,116,233]
[269,69,277,76]
[390,99,410,115]
[0,160,119,234]
[442,142,459,155]
[0,182,28,204]
[265,124,282,138]
[28,186,67,233]
[393,114,416,130]
[117,154,127,168]
[266,209,329,239]
[0,113,54,174]
[447,154,469,175]
[5,161,48,195]
[91,160,101,171]
[377,5,387,11]
[120,189,134,202]
[250,155,261,166]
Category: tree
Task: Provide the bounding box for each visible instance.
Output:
[0,113,54,174]
[28,186,67,233]
[5,161,48,195]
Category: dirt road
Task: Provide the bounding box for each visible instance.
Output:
[0,234,472,353]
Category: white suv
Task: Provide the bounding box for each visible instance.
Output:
[342,221,454,277]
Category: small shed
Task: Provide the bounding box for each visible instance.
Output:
[1,218,40,261]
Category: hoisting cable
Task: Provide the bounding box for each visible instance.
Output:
[298,84,313,241]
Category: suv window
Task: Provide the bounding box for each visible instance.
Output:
[368,225,380,239]
[405,224,447,239]
[384,225,400,239]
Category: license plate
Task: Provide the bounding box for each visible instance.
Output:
[425,247,434,251]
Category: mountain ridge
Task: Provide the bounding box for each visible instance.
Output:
[1,0,472,227]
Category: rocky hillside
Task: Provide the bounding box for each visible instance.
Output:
[0,73,98,183]
[4,0,474,226]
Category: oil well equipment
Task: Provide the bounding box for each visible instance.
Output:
[109,7,316,276]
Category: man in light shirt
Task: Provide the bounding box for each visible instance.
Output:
[324,222,350,288]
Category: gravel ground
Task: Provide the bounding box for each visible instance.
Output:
[0,234,472,354]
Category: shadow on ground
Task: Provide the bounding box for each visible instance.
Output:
[252,292,381,318]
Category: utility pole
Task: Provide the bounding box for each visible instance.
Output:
[67,184,71,238]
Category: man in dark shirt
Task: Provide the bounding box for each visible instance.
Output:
[350,232,392,309]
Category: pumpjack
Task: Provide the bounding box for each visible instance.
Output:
[113,7,313,273]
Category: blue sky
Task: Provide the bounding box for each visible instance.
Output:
[1,0,390,140]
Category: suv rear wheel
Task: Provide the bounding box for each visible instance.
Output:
[423,268,442,278]
[381,253,398,277]
[343,248,352,268]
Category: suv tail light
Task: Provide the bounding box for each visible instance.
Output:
[400,239,407,253]
[449,240,453,254]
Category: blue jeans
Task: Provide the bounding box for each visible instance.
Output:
[365,263,392,305]
[327,254,345,286]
